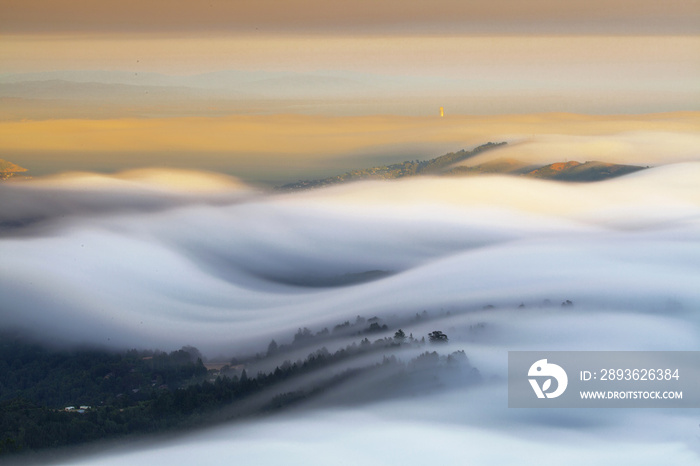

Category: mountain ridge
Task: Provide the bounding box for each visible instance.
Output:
[277,142,508,191]
[277,143,647,190]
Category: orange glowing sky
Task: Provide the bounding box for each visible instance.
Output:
[0,0,698,180]
[2,0,698,75]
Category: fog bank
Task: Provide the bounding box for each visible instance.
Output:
[2,164,699,465]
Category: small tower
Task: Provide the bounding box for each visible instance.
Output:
[440,107,444,117]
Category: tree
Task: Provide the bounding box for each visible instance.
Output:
[366,322,387,333]
[266,340,278,356]
[447,350,468,365]
[428,331,448,343]
[393,329,406,342]
[180,346,204,363]
[293,328,313,343]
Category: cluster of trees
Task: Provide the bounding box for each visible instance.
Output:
[0,319,460,457]
[0,337,208,410]
[262,315,400,359]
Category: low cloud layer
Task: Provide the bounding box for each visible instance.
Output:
[62,407,700,466]
[466,132,700,167]
[1,164,698,354]
[2,164,699,464]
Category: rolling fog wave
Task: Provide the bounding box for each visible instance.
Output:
[1,164,699,353]
[2,163,700,464]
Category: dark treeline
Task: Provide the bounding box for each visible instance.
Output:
[250,308,456,363]
[0,337,207,409]
[0,321,475,458]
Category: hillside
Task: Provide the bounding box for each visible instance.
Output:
[0,311,478,457]
[277,143,646,190]
[0,159,27,181]
[278,142,507,190]
[524,161,646,181]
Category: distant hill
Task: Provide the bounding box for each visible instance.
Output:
[277,142,507,190]
[0,159,27,181]
[524,161,645,181]
[277,143,646,190]
[447,159,645,181]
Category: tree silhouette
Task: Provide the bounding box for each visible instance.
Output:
[394,329,406,342]
[428,331,448,343]
[293,327,313,342]
[267,340,278,356]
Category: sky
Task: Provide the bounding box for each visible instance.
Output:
[1,0,698,180]
[1,0,699,35]
[1,0,698,90]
